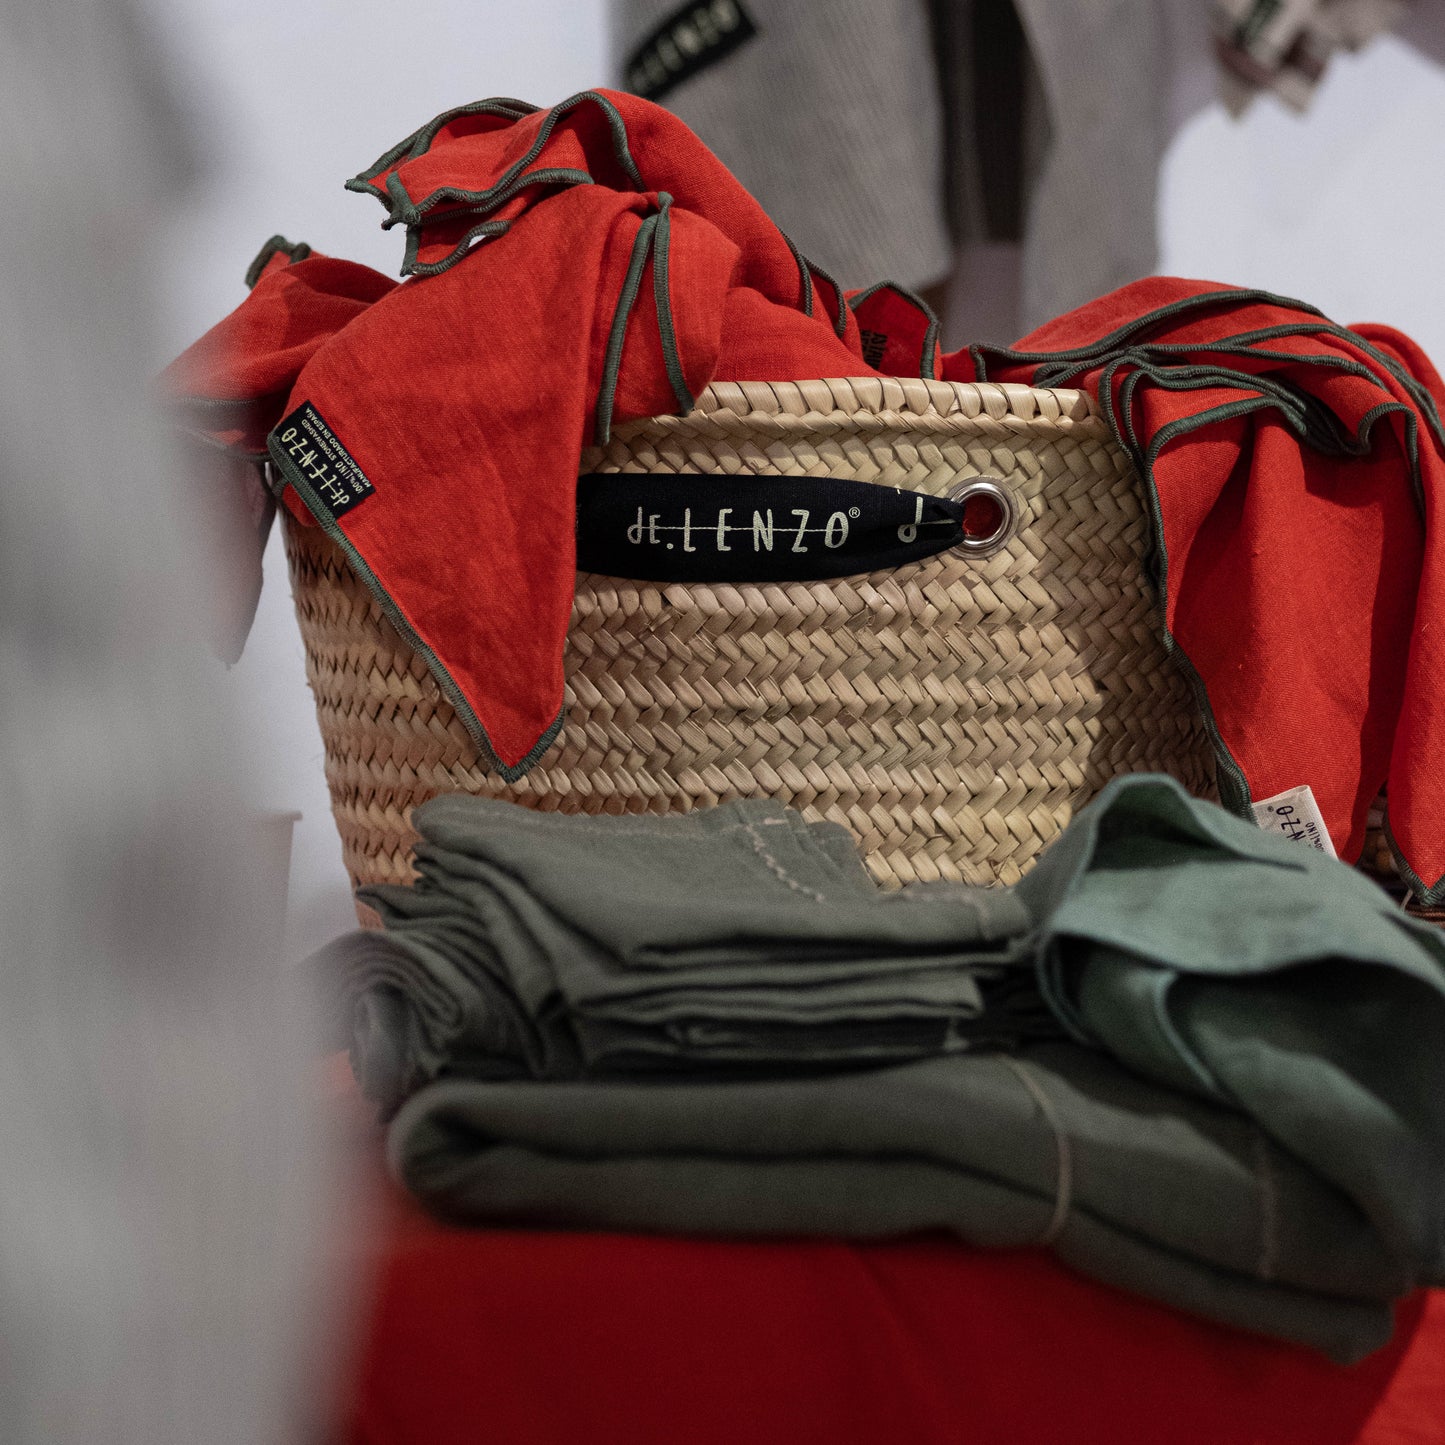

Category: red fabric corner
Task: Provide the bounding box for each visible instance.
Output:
[164,251,396,408]
[848,283,941,379]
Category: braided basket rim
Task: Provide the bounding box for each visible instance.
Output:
[604,377,1106,435]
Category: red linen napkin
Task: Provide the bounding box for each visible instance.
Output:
[168,91,876,777]
[942,277,1445,904]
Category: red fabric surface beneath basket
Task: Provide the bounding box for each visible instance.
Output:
[325,1076,1445,1445]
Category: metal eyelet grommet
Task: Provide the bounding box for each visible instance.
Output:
[946,477,1017,558]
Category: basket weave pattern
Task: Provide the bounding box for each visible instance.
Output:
[285,377,1216,894]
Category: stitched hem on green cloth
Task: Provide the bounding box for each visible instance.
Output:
[265,424,563,783]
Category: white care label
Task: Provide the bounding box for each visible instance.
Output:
[1250,784,1337,858]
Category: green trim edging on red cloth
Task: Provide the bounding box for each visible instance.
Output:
[343,97,543,208]
[346,92,643,233]
[265,426,564,785]
[243,234,312,291]
[1384,814,1445,911]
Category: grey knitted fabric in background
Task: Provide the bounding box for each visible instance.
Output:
[617,0,957,299]
[0,7,332,1444]
[611,0,1213,339]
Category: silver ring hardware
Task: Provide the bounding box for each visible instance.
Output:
[946,477,1017,558]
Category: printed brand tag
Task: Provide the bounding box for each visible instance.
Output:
[624,0,758,102]
[576,472,976,583]
[271,402,376,519]
[859,330,888,369]
[1250,784,1337,858]
[850,284,939,380]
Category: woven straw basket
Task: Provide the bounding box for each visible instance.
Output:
[285,376,1219,900]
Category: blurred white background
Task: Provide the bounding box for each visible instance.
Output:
[150,2,1445,958]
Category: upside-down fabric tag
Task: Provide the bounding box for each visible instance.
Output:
[273,402,376,519]
[576,473,967,581]
[1250,785,1337,858]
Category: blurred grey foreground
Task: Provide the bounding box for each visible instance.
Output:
[0,6,333,1444]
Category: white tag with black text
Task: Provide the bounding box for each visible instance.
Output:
[1250,784,1337,858]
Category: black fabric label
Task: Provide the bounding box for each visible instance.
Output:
[624,0,758,102]
[859,329,888,369]
[576,472,968,583]
[272,403,375,519]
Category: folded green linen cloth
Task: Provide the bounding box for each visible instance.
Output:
[324,796,1052,1108]
[324,775,1445,1359]
[389,1042,1416,1363]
